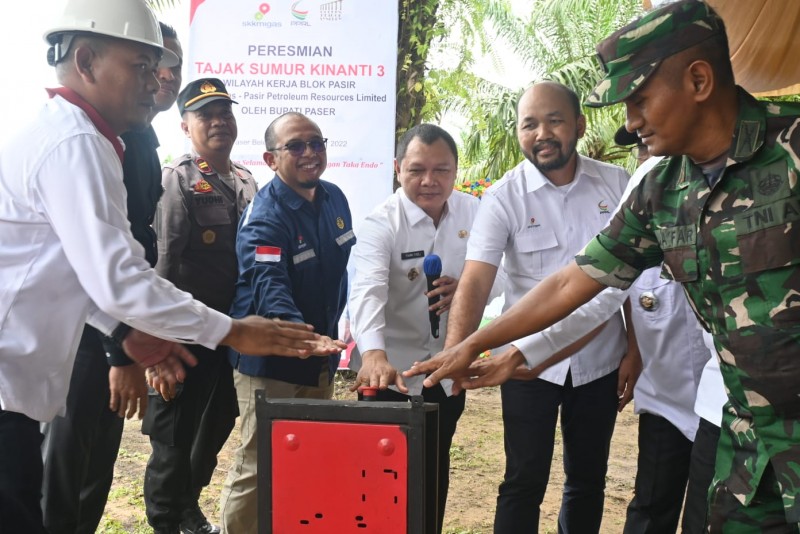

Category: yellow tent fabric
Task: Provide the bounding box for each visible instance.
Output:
[642,1,800,96]
[707,0,800,96]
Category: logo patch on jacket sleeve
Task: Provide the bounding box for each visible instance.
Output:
[255,245,281,262]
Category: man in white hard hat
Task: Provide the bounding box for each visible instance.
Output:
[0,1,343,531]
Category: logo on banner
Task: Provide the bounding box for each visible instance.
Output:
[291,1,309,20]
[246,2,281,27]
[320,0,344,21]
[255,3,270,19]
[291,1,311,25]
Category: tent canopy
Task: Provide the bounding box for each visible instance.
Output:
[643,0,800,96]
[709,0,800,96]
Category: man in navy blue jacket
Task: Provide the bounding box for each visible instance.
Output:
[219,112,352,534]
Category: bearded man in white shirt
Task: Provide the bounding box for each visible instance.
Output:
[440,81,639,533]
[348,123,502,533]
[0,1,338,531]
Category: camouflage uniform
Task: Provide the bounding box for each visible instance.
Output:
[578,88,800,526]
[581,0,800,529]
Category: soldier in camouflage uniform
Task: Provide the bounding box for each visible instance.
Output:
[406,1,800,530]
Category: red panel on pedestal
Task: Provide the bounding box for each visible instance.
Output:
[271,420,408,532]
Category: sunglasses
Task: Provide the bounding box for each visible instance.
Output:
[270,138,328,157]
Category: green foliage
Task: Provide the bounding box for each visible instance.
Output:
[429,0,644,183]
[396,0,445,139]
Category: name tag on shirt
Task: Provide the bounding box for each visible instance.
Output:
[401,250,425,260]
[293,249,317,265]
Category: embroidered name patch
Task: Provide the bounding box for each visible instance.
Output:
[401,250,424,260]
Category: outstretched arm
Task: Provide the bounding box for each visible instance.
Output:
[404,261,605,387]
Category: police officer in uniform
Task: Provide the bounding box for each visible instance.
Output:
[143,78,258,534]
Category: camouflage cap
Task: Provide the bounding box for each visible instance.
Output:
[585,0,726,108]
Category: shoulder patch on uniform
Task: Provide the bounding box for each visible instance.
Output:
[195,157,214,175]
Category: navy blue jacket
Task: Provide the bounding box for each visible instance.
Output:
[229,176,354,385]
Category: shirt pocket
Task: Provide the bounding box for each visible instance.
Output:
[194,203,231,227]
[513,229,559,279]
[733,197,800,329]
[660,248,698,283]
[633,276,675,321]
[734,197,800,275]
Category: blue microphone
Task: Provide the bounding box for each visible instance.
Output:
[423,254,442,338]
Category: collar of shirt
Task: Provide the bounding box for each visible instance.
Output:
[676,86,766,188]
[523,155,606,194]
[270,173,330,211]
[46,87,124,164]
[397,188,450,227]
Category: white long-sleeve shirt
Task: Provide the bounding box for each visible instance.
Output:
[695,331,727,427]
[349,189,503,395]
[508,156,663,368]
[510,155,717,439]
[0,93,230,421]
[466,157,630,386]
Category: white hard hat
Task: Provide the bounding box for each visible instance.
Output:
[44,0,179,67]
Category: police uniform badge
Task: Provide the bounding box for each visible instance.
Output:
[195,157,214,175]
[202,230,216,244]
[336,217,345,229]
[408,267,419,281]
[639,291,658,311]
[458,229,469,239]
[194,179,213,193]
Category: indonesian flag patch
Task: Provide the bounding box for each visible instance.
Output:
[255,245,281,263]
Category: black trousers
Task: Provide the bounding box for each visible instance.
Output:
[41,327,124,534]
[494,370,619,534]
[0,408,45,534]
[142,345,238,528]
[623,413,693,534]
[682,417,720,533]
[366,384,466,534]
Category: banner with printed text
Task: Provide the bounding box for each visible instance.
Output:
[187,0,397,230]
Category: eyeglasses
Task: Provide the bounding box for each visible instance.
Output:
[269,138,328,156]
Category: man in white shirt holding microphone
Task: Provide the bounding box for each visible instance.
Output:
[348,123,503,533]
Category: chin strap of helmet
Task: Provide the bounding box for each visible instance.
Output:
[47,34,75,67]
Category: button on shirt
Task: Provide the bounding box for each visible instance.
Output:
[349,189,504,396]
[229,177,354,386]
[0,94,231,421]
[467,156,629,386]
